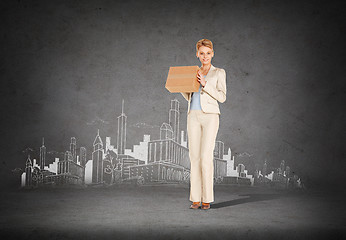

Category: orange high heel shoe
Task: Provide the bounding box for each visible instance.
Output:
[190,202,201,209]
[201,202,210,210]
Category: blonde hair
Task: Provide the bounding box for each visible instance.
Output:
[196,39,213,52]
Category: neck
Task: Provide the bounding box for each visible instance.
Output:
[201,63,211,70]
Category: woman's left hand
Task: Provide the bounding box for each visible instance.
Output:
[197,70,206,87]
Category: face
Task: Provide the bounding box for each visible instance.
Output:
[196,45,214,65]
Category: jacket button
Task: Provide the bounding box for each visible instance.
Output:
[201,92,204,95]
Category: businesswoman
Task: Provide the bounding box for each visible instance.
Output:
[181,39,227,210]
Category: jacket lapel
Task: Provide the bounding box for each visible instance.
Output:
[202,64,216,81]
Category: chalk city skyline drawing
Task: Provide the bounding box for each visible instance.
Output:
[17,98,303,190]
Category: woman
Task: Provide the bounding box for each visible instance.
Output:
[181,39,227,210]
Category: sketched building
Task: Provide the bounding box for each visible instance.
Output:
[114,101,146,181]
[24,155,33,187]
[223,148,253,185]
[272,160,291,188]
[44,150,84,185]
[129,99,189,183]
[251,160,273,183]
[39,138,46,171]
[263,160,268,177]
[79,147,87,167]
[22,139,56,187]
[21,137,87,187]
[169,99,180,143]
[70,137,77,163]
[117,99,126,155]
[127,135,150,164]
[88,101,145,185]
[129,131,189,182]
[238,163,246,177]
[92,130,104,183]
[110,100,145,182]
[252,159,300,189]
[43,138,84,186]
[214,141,227,178]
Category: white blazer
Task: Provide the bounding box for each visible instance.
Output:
[181,64,227,114]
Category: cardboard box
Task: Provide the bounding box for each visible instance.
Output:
[165,66,200,93]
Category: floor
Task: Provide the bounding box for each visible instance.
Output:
[0,184,345,240]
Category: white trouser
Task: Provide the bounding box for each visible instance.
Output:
[187,109,219,203]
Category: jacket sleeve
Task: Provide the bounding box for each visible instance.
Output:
[202,68,227,103]
[180,92,190,101]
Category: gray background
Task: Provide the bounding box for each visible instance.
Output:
[1,0,345,190]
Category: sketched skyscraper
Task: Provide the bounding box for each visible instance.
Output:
[238,163,246,177]
[160,123,174,140]
[70,137,77,163]
[80,147,87,167]
[64,151,73,161]
[25,155,32,187]
[117,99,127,155]
[39,137,46,170]
[280,160,285,174]
[285,166,290,178]
[213,141,227,177]
[263,160,267,176]
[92,129,104,183]
[214,141,224,159]
[168,99,180,143]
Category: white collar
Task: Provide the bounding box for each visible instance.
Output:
[200,64,216,78]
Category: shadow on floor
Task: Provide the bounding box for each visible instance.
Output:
[211,193,286,209]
